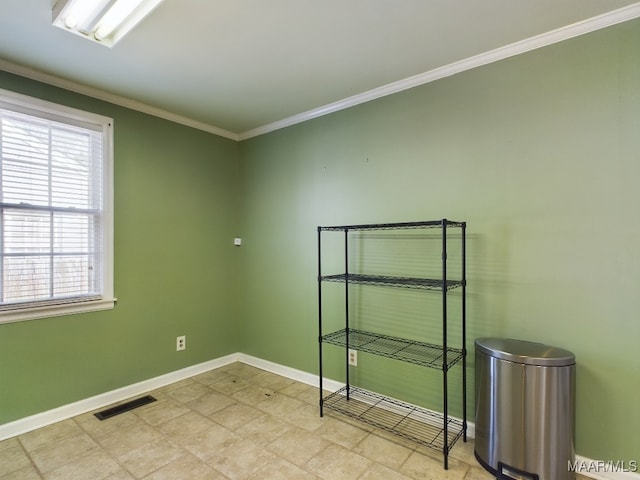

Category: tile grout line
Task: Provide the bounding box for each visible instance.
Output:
[3,362,488,480]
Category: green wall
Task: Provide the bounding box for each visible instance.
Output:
[1,17,639,463]
[237,19,640,460]
[0,71,243,423]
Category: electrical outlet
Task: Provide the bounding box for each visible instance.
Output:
[348,349,358,366]
[176,336,186,351]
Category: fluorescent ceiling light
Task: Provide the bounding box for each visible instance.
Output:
[52,0,164,47]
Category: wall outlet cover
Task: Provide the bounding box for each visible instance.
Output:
[348,349,357,366]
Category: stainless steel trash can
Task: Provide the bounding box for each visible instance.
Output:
[474,338,576,480]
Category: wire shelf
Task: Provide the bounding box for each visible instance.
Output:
[323,386,464,452]
[322,329,463,370]
[320,273,464,291]
[319,220,465,231]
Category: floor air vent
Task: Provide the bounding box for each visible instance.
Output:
[94,395,157,420]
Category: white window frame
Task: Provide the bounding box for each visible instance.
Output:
[0,88,114,324]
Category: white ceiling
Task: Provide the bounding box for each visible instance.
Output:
[1,0,639,140]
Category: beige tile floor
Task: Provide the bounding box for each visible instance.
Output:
[0,362,587,480]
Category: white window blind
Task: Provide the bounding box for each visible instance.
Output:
[0,89,114,322]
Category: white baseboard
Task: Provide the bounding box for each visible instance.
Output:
[237,353,345,392]
[1,353,636,480]
[0,353,238,441]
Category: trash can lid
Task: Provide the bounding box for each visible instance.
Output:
[475,337,575,366]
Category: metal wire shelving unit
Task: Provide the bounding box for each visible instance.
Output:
[317,219,467,470]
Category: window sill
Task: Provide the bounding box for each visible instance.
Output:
[0,298,116,325]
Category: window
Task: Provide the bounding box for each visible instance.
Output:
[0,88,113,323]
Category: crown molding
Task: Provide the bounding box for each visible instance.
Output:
[0,58,240,141]
[2,3,640,143]
[238,2,640,140]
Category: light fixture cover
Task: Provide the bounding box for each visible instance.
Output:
[52,0,164,47]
